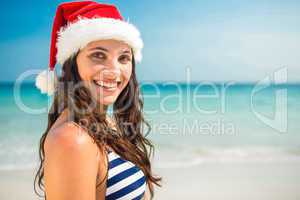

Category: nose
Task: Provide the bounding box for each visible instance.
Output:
[98,56,122,80]
[101,68,121,80]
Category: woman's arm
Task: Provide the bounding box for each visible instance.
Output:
[143,183,151,200]
[44,122,100,200]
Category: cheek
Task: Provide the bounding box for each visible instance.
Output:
[122,66,133,84]
[77,60,98,81]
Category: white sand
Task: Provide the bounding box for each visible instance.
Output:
[154,161,300,200]
[0,161,300,200]
[0,169,40,200]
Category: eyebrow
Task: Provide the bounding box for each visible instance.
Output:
[89,46,132,54]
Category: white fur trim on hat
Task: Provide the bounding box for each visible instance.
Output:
[35,69,57,96]
[56,17,143,65]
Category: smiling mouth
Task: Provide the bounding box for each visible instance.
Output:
[93,80,121,91]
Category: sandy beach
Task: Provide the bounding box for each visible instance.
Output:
[1,161,299,200]
[1,0,300,198]
[154,161,300,200]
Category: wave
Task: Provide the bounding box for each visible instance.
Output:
[153,144,300,168]
[1,143,300,170]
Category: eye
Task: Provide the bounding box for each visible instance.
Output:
[119,55,132,64]
[90,52,106,60]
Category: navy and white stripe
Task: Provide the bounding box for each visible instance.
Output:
[105,149,146,200]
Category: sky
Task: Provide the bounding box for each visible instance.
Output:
[0,0,299,82]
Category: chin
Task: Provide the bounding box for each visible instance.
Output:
[97,95,119,106]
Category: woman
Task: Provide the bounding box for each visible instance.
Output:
[34,1,161,200]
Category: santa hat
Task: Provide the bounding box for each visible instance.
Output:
[35,1,143,95]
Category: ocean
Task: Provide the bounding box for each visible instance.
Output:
[0,82,299,170]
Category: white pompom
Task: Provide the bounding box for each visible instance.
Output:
[35,69,57,96]
[134,50,142,63]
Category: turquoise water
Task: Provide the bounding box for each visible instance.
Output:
[0,82,300,170]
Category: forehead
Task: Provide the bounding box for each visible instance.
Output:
[85,39,131,51]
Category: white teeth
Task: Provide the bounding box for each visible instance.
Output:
[95,80,118,88]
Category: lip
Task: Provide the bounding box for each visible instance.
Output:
[93,80,122,93]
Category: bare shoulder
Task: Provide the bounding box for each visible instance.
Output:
[45,122,96,150]
[44,122,98,167]
[43,122,101,199]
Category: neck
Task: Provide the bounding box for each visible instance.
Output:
[97,103,108,115]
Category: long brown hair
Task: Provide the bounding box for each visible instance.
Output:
[34,51,161,199]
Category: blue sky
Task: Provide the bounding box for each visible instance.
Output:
[0,0,299,82]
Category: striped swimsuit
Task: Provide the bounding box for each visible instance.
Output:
[105,148,146,200]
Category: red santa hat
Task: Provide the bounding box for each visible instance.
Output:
[36,1,143,95]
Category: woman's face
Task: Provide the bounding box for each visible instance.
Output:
[76,39,133,106]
